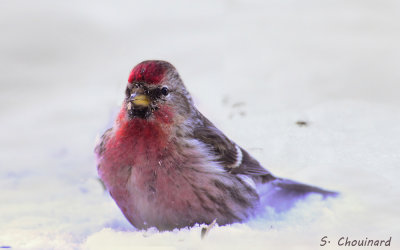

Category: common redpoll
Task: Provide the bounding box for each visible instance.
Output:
[95,60,336,231]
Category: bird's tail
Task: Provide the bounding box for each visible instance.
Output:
[258,177,338,212]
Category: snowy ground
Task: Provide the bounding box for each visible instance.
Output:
[1,0,399,249]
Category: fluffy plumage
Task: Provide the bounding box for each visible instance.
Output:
[95,60,336,231]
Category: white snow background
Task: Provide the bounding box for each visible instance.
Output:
[1,0,399,249]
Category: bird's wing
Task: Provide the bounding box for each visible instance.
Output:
[95,128,112,157]
[193,113,275,182]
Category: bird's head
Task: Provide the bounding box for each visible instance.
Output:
[123,60,194,123]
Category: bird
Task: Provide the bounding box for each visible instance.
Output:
[95,60,337,231]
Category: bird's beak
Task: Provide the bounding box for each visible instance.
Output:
[129,93,151,107]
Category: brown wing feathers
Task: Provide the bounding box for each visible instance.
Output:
[193,114,275,183]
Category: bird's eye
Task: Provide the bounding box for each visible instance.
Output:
[161,87,169,96]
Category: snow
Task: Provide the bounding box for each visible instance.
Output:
[1,0,399,249]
